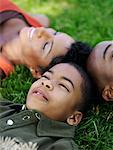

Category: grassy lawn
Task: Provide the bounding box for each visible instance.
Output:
[0,0,113,149]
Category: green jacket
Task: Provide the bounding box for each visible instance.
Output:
[0,101,78,150]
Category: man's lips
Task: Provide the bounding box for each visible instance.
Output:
[32,89,48,102]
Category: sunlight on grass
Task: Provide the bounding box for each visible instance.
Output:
[13,0,73,17]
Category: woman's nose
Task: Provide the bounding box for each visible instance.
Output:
[37,27,53,39]
[41,80,53,90]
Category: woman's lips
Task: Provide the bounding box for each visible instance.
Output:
[32,89,48,102]
[28,27,36,39]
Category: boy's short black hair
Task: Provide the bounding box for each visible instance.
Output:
[64,41,92,69]
[40,41,92,115]
[69,62,91,115]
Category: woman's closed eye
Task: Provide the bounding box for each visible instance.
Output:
[43,42,53,56]
[59,83,70,92]
[43,42,49,50]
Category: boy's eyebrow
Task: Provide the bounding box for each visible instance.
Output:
[62,77,74,89]
[47,70,53,74]
[103,44,111,59]
[47,70,74,89]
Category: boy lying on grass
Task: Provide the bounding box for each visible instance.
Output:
[0,60,91,149]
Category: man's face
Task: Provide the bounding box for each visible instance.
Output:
[26,63,82,121]
[19,27,74,68]
[87,41,113,90]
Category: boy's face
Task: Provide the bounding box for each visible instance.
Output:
[19,27,74,68]
[87,41,113,101]
[26,63,82,122]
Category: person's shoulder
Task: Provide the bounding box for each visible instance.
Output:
[70,139,79,150]
[0,99,23,115]
[64,138,79,150]
[0,99,12,105]
[51,138,79,150]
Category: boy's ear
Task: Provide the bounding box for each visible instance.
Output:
[102,85,113,101]
[67,111,83,126]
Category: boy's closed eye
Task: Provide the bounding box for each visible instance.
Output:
[59,83,70,92]
[41,75,70,92]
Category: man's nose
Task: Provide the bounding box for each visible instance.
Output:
[41,80,53,90]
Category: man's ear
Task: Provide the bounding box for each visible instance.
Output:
[67,111,83,126]
[102,85,113,101]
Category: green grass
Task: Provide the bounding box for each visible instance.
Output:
[1,0,113,149]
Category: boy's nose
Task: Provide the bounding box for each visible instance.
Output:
[41,80,53,90]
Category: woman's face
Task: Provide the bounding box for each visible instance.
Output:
[19,27,74,68]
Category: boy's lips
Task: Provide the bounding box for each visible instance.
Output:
[32,88,48,102]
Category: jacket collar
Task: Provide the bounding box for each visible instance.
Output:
[36,112,76,138]
[22,106,76,138]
